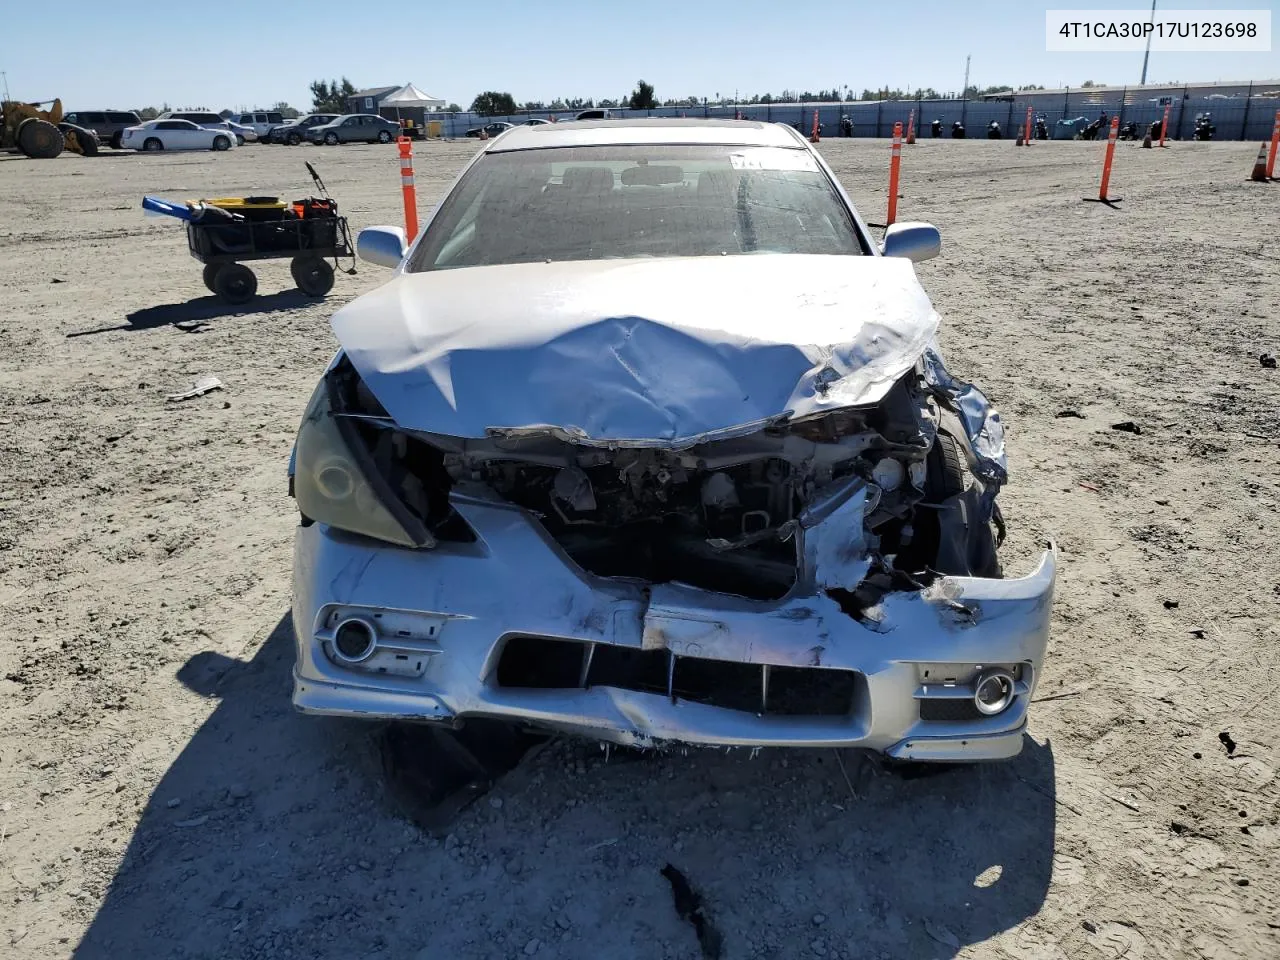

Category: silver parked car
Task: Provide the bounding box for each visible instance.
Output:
[288,119,1056,762]
[306,113,400,144]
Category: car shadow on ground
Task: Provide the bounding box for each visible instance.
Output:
[66,292,317,337]
[74,614,1058,960]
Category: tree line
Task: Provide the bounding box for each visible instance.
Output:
[467,81,1054,116]
[125,76,1062,124]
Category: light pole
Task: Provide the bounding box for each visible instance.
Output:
[1140,0,1157,84]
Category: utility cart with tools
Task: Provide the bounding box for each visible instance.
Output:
[146,163,353,305]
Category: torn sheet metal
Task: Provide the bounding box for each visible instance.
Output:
[331,255,940,445]
[801,481,875,591]
[920,343,1007,489]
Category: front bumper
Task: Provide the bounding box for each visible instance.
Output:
[292,492,1056,761]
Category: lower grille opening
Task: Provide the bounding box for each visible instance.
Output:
[672,657,763,712]
[587,644,670,695]
[495,635,583,688]
[495,635,857,717]
[918,698,984,722]
[768,665,858,716]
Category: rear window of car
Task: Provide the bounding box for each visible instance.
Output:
[408,144,867,272]
[267,112,283,123]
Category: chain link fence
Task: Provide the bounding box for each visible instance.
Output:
[427,89,1279,142]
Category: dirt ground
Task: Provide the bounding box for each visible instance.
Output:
[1,133,1277,960]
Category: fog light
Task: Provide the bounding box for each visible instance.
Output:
[973,669,1015,716]
[332,617,377,663]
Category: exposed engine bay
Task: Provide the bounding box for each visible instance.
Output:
[323,352,1006,603]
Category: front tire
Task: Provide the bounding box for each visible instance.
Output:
[110,131,124,149]
[287,131,301,145]
[212,135,231,151]
[143,137,163,152]
[291,256,335,297]
[925,432,966,501]
[212,263,257,304]
[16,118,64,159]
[377,130,392,143]
[202,263,224,293]
[324,131,339,145]
[73,130,100,156]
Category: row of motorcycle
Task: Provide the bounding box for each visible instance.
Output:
[930,116,1051,140]
[930,112,1216,142]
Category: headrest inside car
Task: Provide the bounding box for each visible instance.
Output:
[621,164,684,186]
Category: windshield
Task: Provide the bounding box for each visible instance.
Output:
[408,144,867,272]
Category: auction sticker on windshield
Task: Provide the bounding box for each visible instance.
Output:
[729,148,820,172]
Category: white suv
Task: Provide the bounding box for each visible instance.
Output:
[234,111,286,138]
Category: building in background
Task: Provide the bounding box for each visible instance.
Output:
[345,86,399,115]
[377,84,447,131]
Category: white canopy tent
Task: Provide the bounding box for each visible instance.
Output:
[380,83,447,117]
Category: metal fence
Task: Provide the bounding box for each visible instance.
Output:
[432,93,1279,142]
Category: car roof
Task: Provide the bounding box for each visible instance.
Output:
[484,118,809,152]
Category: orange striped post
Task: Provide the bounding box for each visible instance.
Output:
[1025,105,1033,146]
[1266,109,1280,179]
[809,109,820,143]
[905,109,915,144]
[1083,116,1122,205]
[886,121,903,226]
[398,137,419,241]
[1158,102,1171,147]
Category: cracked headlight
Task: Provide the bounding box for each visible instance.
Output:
[293,379,424,547]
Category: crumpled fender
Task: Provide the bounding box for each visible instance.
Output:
[921,341,1007,491]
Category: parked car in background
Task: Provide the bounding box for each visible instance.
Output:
[223,120,255,145]
[157,111,254,145]
[520,118,551,126]
[62,110,140,149]
[289,119,1056,764]
[267,113,340,144]
[575,109,613,120]
[465,121,513,138]
[158,110,226,128]
[120,118,236,152]
[305,114,400,145]
[233,110,285,138]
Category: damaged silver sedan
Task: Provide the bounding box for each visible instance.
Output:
[288,119,1055,761]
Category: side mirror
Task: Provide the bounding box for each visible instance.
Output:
[880,222,941,262]
[357,226,408,268]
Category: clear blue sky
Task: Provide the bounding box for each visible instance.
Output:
[3,0,1275,111]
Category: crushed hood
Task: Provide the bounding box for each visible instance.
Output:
[332,255,940,445]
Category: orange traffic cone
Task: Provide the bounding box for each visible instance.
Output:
[1249,143,1269,182]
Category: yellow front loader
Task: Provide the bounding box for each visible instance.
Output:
[1,98,99,158]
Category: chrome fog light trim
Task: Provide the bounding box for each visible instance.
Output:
[973,668,1016,716]
[332,617,378,664]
